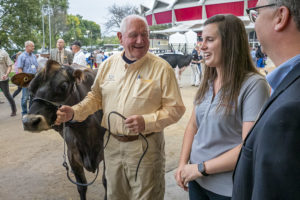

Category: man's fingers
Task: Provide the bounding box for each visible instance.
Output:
[124,117,134,124]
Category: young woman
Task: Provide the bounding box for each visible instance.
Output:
[175,14,270,199]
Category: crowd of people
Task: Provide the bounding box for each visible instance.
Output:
[0,38,110,117]
[1,0,300,199]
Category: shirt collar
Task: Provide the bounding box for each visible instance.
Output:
[120,50,148,69]
[75,50,83,56]
[266,54,300,94]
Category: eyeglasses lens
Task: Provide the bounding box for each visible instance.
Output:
[250,10,257,23]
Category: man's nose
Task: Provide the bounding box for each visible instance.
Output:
[136,35,143,43]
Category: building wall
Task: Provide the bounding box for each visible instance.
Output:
[145,0,258,26]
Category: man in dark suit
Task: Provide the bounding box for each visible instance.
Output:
[232,0,300,199]
[50,39,73,65]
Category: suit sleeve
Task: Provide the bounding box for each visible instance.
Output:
[68,51,74,65]
[252,101,300,199]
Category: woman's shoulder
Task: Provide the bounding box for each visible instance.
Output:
[244,72,267,84]
[241,72,269,94]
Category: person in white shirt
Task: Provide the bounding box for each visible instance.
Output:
[95,50,104,68]
[71,41,87,67]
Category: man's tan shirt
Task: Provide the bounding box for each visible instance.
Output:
[72,51,185,135]
[0,50,13,81]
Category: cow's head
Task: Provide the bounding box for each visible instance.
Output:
[21,60,83,132]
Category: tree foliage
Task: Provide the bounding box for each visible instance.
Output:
[0,0,43,51]
[0,0,102,54]
[104,3,139,34]
[63,14,101,49]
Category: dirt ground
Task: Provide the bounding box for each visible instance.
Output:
[0,78,196,200]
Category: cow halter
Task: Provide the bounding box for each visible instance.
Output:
[31,85,100,187]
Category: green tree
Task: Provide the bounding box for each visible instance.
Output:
[0,0,43,52]
[0,0,69,54]
[63,14,101,50]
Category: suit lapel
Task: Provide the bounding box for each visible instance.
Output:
[244,63,300,142]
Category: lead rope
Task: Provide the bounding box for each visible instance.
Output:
[104,111,148,181]
[62,123,99,187]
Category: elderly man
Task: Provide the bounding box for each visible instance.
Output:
[50,38,73,65]
[233,0,300,199]
[17,41,38,116]
[71,41,87,67]
[55,15,185,200]
[0,41,17,116]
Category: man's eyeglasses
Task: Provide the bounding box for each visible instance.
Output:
[246,4,277,23]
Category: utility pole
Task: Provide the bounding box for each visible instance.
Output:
[42,5,49,52]
[47,0,53,52]
[42,2,53,53]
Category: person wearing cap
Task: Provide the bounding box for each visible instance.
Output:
[50,39,73,65]
[71,41,87,67]
[0,41,17,116]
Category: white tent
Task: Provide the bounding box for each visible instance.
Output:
[169,32,186,44]
[169,32,186,53]
[184,30,197,54]
[184,30,197,44]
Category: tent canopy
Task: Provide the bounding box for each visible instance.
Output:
[169,32,186,44]
[184,30,197,44]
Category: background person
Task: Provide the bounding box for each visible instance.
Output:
[175,14,270,200]
[71,41,87,67]
[17,41,38,116]
[255,45,265,68]
[0,41,17,117]
[55,15,185,200]
[191,45,201,86]
[12,51,22,98]
[233,0,300,199]
[95,50,104,68]
[50,38,73,65]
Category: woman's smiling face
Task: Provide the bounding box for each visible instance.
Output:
[201,23,222,69]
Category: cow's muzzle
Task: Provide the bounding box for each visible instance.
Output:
[22,114,51,132]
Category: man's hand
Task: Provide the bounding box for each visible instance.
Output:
[55,105,74,125]
[180,164,202,187]
[124,115,145,133]
[1,74,8,80]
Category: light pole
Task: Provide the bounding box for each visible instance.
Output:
[86,30,90,51]
[41,5,48,52]
[41,4,53,53]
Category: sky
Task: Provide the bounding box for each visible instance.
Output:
[68,0,145,35]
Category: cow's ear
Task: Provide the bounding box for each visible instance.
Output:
[73,69,84,83]
[45,60,61,75]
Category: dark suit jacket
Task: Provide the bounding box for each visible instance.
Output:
[50,48,73,65]
[232,62,300,200]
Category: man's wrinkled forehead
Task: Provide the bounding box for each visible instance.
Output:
[126,19,147,31]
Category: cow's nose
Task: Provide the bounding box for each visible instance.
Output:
[22,116,42,130]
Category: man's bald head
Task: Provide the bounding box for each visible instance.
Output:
[57,39,65,50]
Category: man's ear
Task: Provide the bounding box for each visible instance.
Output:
[274,6,291,31]
[117,32,123,44]
[73,69,84,83]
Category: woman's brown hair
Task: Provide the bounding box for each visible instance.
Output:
[195,14,259,114]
